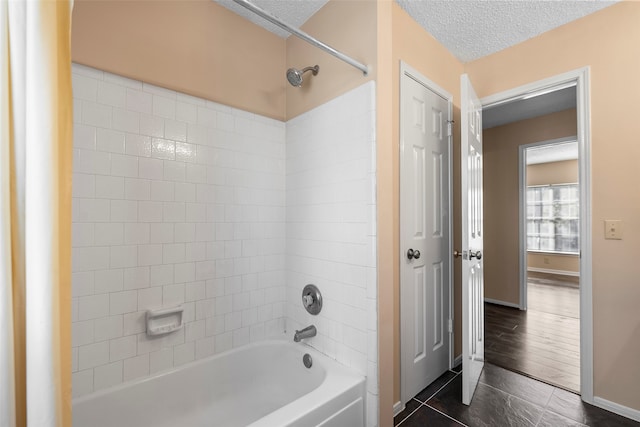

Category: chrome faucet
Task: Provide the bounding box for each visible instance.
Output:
[293,325,317,342]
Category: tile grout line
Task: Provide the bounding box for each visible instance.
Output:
[419,370,462,403]
[395,400,425,427]
[423,402,470,427]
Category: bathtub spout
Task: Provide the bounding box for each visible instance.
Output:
[294,325,316,342]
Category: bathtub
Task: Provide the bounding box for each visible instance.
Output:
[73,340,365,427]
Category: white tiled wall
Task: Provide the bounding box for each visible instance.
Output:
[285,82,378,426]
[71,64,286,397]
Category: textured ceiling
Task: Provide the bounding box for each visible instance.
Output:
[216,0,618,63]
[483,86,576,129]
[396,0,618,62]
[213,0,328,38]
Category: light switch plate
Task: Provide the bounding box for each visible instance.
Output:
[604,220,622,240]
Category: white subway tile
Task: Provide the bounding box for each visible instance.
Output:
[186,164,207,184]
[97,81,126,108]
[186,124,207,145]
[94,223,124,246]
[173,342,195,367]
[73,246,110,273]
[95,175,125,200]
[149,348,173,374]
[96,128,125,154]
[195,337,215,359]
[125,133,151,157]
[174,262,195,283]
[110,290,138,315]
[150,180,175,201]
[109,335,137,361]
[174,223,195,243]
[111,154,138,177]
[73,320,94,347]
[176,101,197,124]
[174,182,196,203]
[232,327,250,348]
[163,284,185,306]
[113,108,140,134]
[72,347,79,372]
[139,114,164,138]
[78,340,108,370]
[123,354,149,381]
[149,223,174,244]
[185,203,205,222]
[74,124,97,150]
[138,201,164,223]
[163,161,186,182]
[143,83,176,99]
[153,95,176,119]
[123,312,146,335]
[185,242,207,262]
[215,332,232,354]
[75,149,111,176]
[138,157,164,180]
[82,101,112,128]
[123,266,149,290]
[94,360,123,391]
[138,244,163,266]
[137,287,162,311]
[124,223,150,244]
[72,173,95,198]
[103,72,140,89]
[151,138,175,160]
[124,178,150,201]
[126,88,152,114]
[72,223,94,248]
[110,245,138,268]
[72,271,95,298]
[150,264,174,286]
[196,106,216,127]
[175,142,197,163]
[94,315,123,342]
[72,369,94,398]
[73,74,98,101]
[94,269,124,294]
[165,119,187,142]
[185,281,205,302]
[163,202,185,222]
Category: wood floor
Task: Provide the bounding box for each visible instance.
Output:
[485,273,580,393]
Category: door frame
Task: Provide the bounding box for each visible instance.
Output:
[480,67,593,403]
[518,135,578,312]
[399,61,454,406]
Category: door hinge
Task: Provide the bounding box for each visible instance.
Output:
[448,319,453,334]
[447,121,453,137]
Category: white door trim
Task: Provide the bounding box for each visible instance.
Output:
[518,135,577,311]
[480,67,593,404]
[399,61,454,405]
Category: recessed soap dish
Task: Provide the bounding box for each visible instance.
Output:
[146,305,184,336]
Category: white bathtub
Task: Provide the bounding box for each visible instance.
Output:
[73,340,365,427]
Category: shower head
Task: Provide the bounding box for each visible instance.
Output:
[286,65,319,87]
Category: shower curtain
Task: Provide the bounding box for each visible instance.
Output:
[1,1,73,426]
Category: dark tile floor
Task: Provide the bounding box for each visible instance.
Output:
[394,364,640,427]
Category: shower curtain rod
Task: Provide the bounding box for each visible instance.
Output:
[231,0,369,75]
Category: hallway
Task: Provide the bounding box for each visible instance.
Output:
[394,364,639,427]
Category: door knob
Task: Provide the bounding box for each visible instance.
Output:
[469,250,482,260]
[453,250,462,258]
[407,249,421,260]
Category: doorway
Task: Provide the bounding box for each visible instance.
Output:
[399,62,453,407]
[479,68,592,400]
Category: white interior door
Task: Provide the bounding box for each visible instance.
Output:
[461,74,484,405]
[400,67,451,405]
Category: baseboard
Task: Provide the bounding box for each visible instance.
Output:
[484,297,520,309]
[393,401,404,417]
[592,396,640,422]
[452,354,462,370]
[527,267,580,277]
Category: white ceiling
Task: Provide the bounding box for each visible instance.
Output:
[214,0,617,63]
[526,141,578,165]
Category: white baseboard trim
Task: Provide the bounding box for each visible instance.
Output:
[592,396,640,422]
[484,297,520,309]
[393,401,404,417]
[528,267,580,277]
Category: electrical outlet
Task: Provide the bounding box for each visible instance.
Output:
[604,220,622,240]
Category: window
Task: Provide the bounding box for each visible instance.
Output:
[527,183,579,253]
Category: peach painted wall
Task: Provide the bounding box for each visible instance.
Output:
[389,3,465,405]
[466,2,640,410]
[285,0,376,119]
[71,0,286,120]
[483,109,576,305]
[527,160,580,274]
